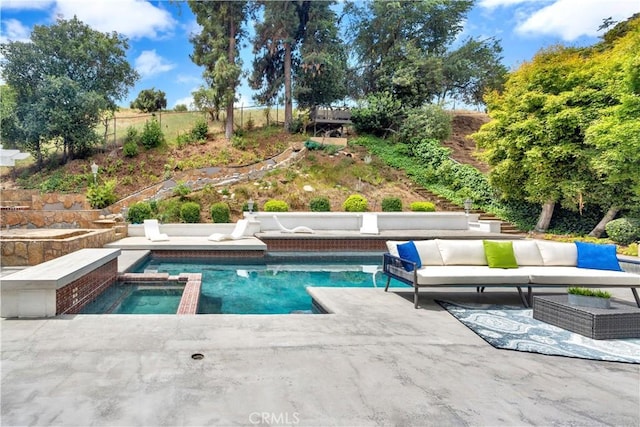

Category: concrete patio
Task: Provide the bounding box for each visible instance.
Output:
[1,282,639,426]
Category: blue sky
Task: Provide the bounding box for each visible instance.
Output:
[1,0,639,110]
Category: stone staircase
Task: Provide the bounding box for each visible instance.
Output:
[410,186,524,235]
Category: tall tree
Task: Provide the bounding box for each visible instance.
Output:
[346,0,473,104]
[130,88,167,113]
[250,1,300,131]
[293,1,348,109]
[0,16,138,168]
[189,1,247,140]
[473,14,640,233]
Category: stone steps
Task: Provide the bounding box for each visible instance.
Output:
[411,187,525,235]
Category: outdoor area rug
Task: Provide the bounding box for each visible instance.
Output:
[436,300,640,364]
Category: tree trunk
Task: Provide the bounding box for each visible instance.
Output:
[534,201,555,232]
[284,41,293,132]
[588,206,619,238]
[224,18,236,141]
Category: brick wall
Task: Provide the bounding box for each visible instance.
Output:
[56,259,118,315]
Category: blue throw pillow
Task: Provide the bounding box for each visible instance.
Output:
[575,241,622,271]
[397,241,422,272]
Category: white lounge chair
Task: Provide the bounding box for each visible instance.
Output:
[360,213,379,234]
[273,215,314,234]
[208,219,250,241]
[143,219,170,241]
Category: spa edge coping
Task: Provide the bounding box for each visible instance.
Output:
[1,248,121,291]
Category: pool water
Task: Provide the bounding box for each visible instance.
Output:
[132,257,396,314]
[81,283,185,314]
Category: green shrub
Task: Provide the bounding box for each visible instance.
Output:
[173,182,191,199]
[264,199,289,212]
[180,201,201,223]
[210,202,231,223]
[127,201,153,224]
[343,194,368,212]
[351,92,403,136]
[381,197,402,212]
[140,119,165,149]
[156,198,181,223]
[86,179,118,209]
[410,201,436,212]
[191,118,208,141]
[123,126,139,157]
[399,105,452,144]
[605,218,640,245]
[123,140,138,157]
[310,196,331,212]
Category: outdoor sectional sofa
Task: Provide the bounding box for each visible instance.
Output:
[383,239,640,309]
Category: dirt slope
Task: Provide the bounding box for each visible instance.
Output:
[442,112,490,173]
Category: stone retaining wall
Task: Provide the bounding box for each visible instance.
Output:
[0,228,116,266]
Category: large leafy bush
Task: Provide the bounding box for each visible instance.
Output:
[127,201,153,224]
[399,105,452,144]
[310,196,331,212]
[86,179,118,209]
[605,218,640,245]
[351,92,403,136]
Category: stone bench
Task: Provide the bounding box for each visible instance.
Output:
[1,248,121,318]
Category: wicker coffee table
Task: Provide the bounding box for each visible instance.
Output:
[533,294,640,340]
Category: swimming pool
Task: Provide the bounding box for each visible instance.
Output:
[121,255,395,314]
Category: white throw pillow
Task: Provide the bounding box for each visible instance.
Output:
[413,240,444,266]
[436,239,487,265]
[535,240,577,266]
[385,240,407,258]
[512,240,544,266]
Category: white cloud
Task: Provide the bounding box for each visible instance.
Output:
[1,0,54,10]
[134,50,175,78]
[53,0,176,40]
[515,0,640,41]
[0,18,31,43]
[173,95,195,110]
[479,0,538,8]
[176,74,202,85]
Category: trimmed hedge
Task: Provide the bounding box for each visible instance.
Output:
[605,218,640,245]
[180,202,201,223]
[264,199,289,212]
[210,202,231,223]
[410,201,436,212]
[127,201,153,224]
[310,196,331,212]
[381,197,402,212]
[343,194,368,212]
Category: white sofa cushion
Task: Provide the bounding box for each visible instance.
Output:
[512,240,544,266]
[386,240,405,258]
[413,240,444,266]
[528,267,640,286]
[416,266,530,285]
[436,239,487,265]
[535,240,577,266]
[386,240,445,265]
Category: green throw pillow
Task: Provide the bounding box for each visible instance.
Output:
[483,240,519,269]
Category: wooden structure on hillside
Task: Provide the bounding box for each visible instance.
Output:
[309,106,352,137]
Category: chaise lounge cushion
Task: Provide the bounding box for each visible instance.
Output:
[575,241,622,271]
